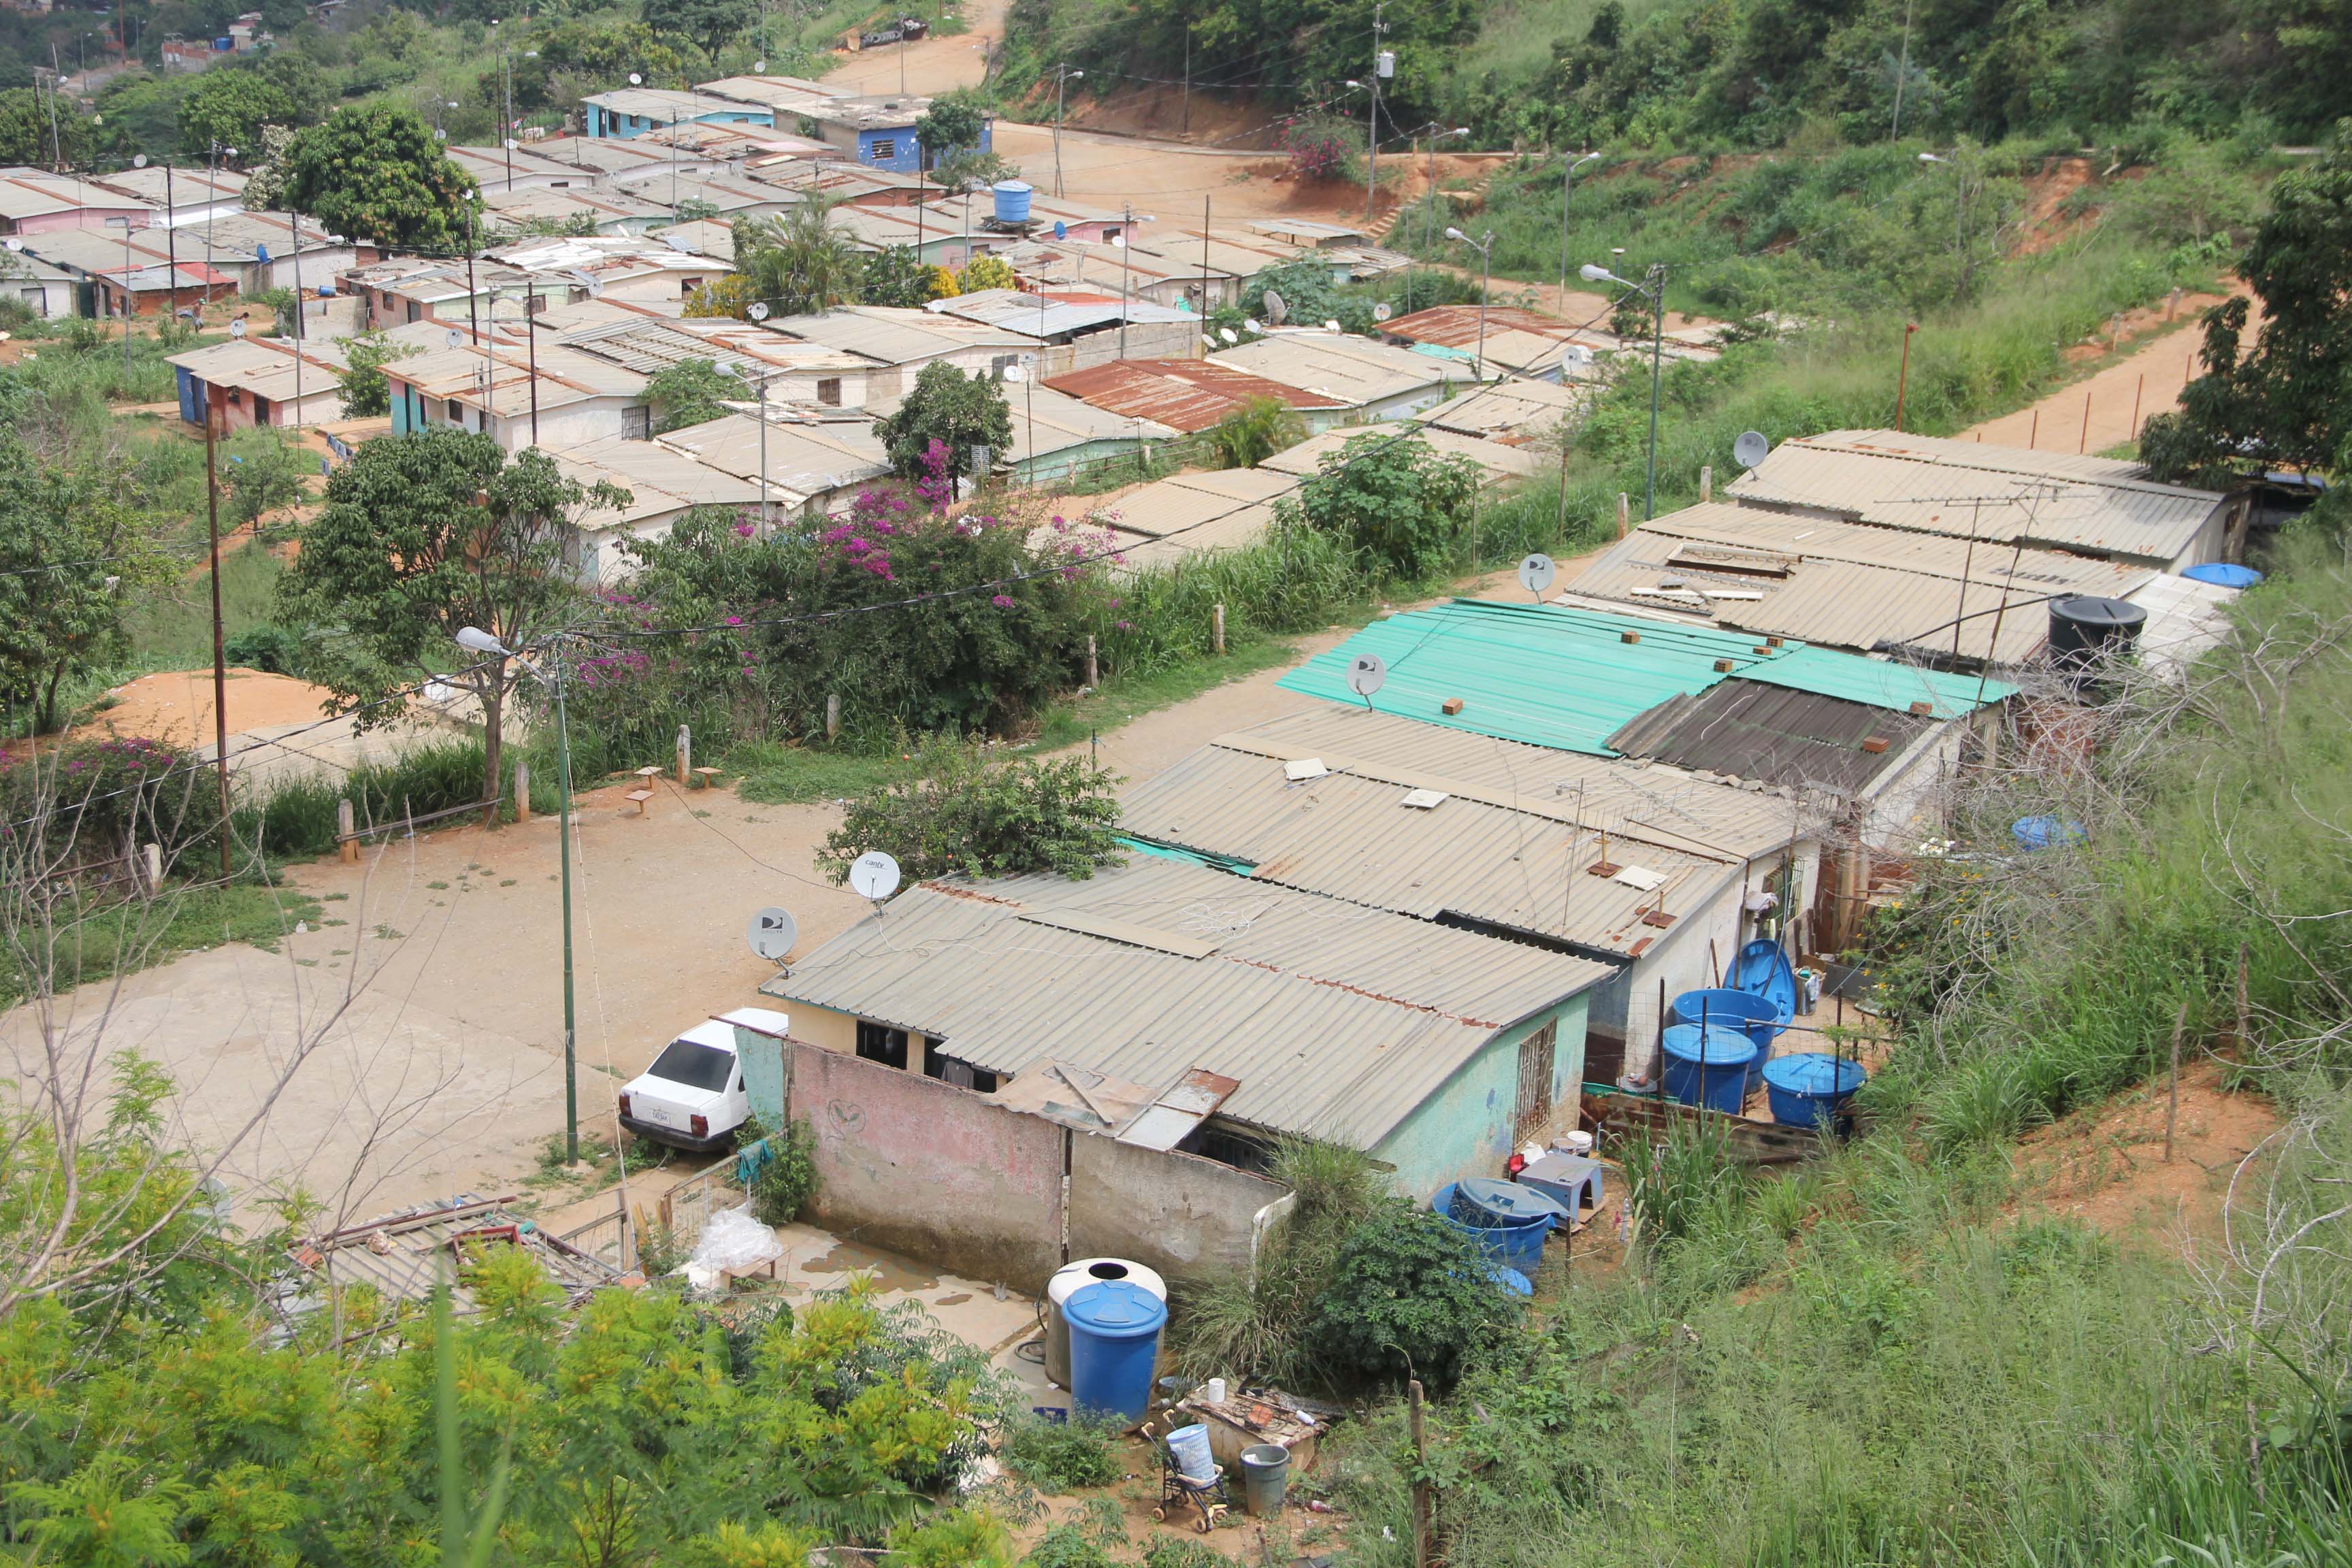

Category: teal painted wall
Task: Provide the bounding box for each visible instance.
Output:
[1370,993,1590,1197]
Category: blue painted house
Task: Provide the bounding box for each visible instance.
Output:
[799,95,992,174]
[582,87,776,140]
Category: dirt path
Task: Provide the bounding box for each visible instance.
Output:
[1962,288,2248,455]
[817,0,1006,95]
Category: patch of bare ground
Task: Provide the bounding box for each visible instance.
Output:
[2014,1059,2281,1245]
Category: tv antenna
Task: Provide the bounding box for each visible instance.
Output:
[746,906,798,963]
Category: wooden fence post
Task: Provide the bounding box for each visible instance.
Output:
[1085,634,1098,688]
[338,799,357,864]
[1616,492,1630,538]
[675,724,691,787]
[1409,1378,1431,1568]
[514,763,531,824]
[1212,603,1226,655]
[141,842,162,894]
[1699,464,1712,504]
[826,694,841,741]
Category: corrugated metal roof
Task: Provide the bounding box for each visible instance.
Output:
[0,168,151,219]
[1607,683,1933,795]
[297,1196,620,1312]
[1565,501,2146,663]
[763,305,1028,367]
[1232,706,1810,860]
[1120,738,1744,957]
[551,436,763,529]
[1278,598,2003,754]
[762,860,1608,1148]
[1417,378,1588,439]
[1044,358,1348,432]
[657,410,889,500]
[934,287,1190,338]
[989,384,1177,459]
[167,335,350,400]
[1260,424,1541,483]
[1210,333,1475,408]
[1730,429,2226,566]
[2124,571,2240,680]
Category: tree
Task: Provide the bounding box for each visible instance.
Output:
[932,148,1020,191]
[0,438,170,734]
[646,357,742,434]
[220,436,310,540]
[819,736,1124,883]
[736,201,864,318]
[1206,395,1306,468]
[277,431,627,814]
[0,87,94,167]
[2143,124,2352,486]
[1276,429,1480,578]
[178,71,298,163]
[862,244,934,308]
[642,0,755,61]
[873,360,1013,484]
[336,332,420,419]
[683,274,758,318]
[280,105,477,252]
[957,255,1016,294]
[913,91,987,169]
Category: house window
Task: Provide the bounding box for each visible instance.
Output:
[227,388,243,407]
[990,354,1018,376]
[816,377,841,406]
[870,137,897,162]
[681,278,702,298]
[623,405,651,440]
[922,1051,998,1093]
[446,399,465,423]
[855,1019,909,1071]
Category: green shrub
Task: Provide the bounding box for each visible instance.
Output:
[1002,1413,1125,1492]
[817,735,1122,884]
[223,623,303,676]
[1303,1200,1520,1391]
[1277,429,1482,581]
[742,1117,819,1226]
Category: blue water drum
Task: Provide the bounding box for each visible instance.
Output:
[1674,986,1782,1092]
[1762,1051,1867,1129]
[1660,1023,1758,1114]
[992,180,1034,225]
[1431,1183,1557,1276]
[1064,1280,1167,1422]
[2183,562,2263,588]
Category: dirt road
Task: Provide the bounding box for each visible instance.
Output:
[1962,289,2246,455]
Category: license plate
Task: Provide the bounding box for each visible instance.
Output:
[636,1103,678,1129]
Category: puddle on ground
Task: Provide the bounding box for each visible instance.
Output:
[798,1241,939,1294]
[933,1292,972,1306]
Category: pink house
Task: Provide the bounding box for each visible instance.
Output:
[0,168,154,235]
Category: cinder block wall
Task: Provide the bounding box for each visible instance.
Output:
[1068,1134,1286,1282]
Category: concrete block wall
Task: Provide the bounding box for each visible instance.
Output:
[1067,1134,1286,1283]
[786,1042,1065,1290]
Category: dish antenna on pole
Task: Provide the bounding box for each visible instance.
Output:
[1345,652,1387,708]
[746,906,798,962]
[747,301,770,321]
[1373,301,1392,321]
[1262,289,1288,325]
[1518,552,1557,600]
[849,851,902,902]
[1733,430,1771,470]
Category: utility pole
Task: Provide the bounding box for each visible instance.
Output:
[1364,4,1388,225]
[163,163,175,334]
[1052,64,1082,199]
[1891,0,1914,137]
[1118,201,1132,358]
[1181,18,1192,137]
[498,21,517,191]
[1644,262,1665,519]
[203,370,233,881]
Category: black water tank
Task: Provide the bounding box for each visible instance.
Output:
[2048,595,2147,687]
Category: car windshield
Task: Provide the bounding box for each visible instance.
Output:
[645,1039,734,1093]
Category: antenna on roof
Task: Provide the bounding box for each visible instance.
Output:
[1262,289,1288,326]
[849,850,902,908]
[1733,429,1770,471]
[1345,651,1387,712]
[746,906,798,964]
[1518,552,1557,602]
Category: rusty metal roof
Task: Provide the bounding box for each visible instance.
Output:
[1729,429,2227,567]
[1607,683,1936,796]
[1209,333,1476,408]
[762,857,1610,1149]
[1044,357,1349,431]
[1385,304,1588,349]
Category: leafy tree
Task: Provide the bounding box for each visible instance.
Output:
[0,438,171,733]
[647,356,743,434]
[2144,125,2352,485]
[862,244,935,308]
[1303,1199,1520,1390]
[220,435,310,540]
[642,0,756,61]
[280,105,477,252]
[335,331,420,419]
[1206,395,1306,468]
[819,736,1124,884]
[913,91,987,169]
[1276,429,1480,578]
[684,274,759,318]
[503,19,686,112]
[957,255,1017,294]
[177,67,298,161]
[0,87,95,167]
[736,201,864,317]
[277,431,626,813]
[932,148,1021,191]
[873,359,1013,484]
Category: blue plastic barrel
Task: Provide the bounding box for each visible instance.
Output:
[2183,562,2263,588]
[992,180,1033,225]
[2012,815,2087,852]
[1431,1183,1552,1277]
[1064,1280,1166,1422]
[1660,1023,1758,1114]
[1761,1051,1866,1129]
[1448,1177,1569,1228]
[1674,987,1781,1092]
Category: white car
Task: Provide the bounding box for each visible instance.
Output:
[617,1009,786,1154]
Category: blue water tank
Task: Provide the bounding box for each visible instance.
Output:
[1762,1051,1866,1130]
[2183,562,2263,588]
[1064,1280,1166,1422]
[1660,1023,1757,1114]
[1430,1183,1552,1276]
[1448,1177,1567,1228]
[1675,987,1782,1094]
[992,180,1033,225]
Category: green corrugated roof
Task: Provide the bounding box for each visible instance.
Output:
[1277,599,2010,755]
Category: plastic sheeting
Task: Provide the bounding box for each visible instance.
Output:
[681,1203,783,1290]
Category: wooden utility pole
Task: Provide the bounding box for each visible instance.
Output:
[1408,1378,1431,1567]
[203,383,232,880]
[2163,997,2187,1162]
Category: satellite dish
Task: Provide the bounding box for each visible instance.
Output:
[747,301,770,321]
[133,154,148,168]
[627,71,642,84]
[444,327,463,348]
[1518,552,1557,597]
[1243,318,1262,334]
[1263,288,1288,325]
[1323,318,1341,331]
[1218,327,1237,344]
[1561,343,1592,371]
[1202,334,1215,349]
[229,318,247,338]
[754,58,766,71]
[3,238,20,251]
[1373,302,1392,321]
[1053,220,1067,240]
[1345,652,1388,699]
[1002,363,1024,382]
[1733,430,1770,470]
[255,243,270,263]
[746,906,798,962]
[848,850,902,901]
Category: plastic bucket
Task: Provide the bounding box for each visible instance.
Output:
[1045,1258,1167,1389]
[1064,1280,1167,1423]
[1431,1183,1552,1276]
[1166,1422,1217,1486]
[1239,1443,1290,1515]
[1660,1023,1758,1114]
[1761,1051,1867,1129]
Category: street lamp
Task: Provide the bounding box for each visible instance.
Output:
[1558,150,1601,304]
[1443,226,1493,380]
[1918,150,1971,300]
[1052,65,1083,199]
[456,624,581,1164]
[1414,125,1469,307]
[1584,259,1668,519]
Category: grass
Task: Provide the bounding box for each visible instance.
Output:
[122,541,287,670]
[0,879,324,1006]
